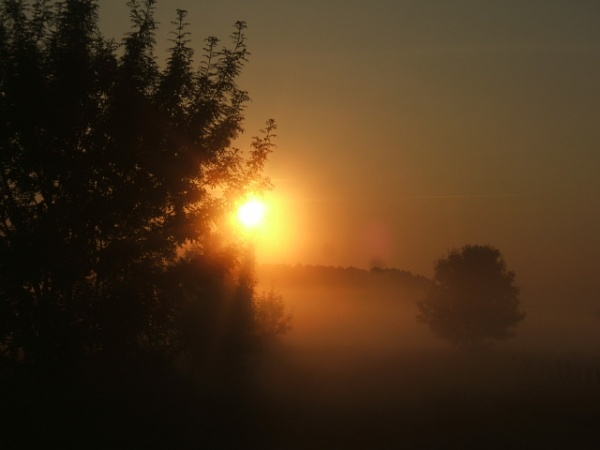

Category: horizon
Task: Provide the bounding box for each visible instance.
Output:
[100,1,600,295]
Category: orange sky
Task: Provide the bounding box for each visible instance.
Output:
[100,1,600,298]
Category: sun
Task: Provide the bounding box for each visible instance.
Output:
[237,197,266,229]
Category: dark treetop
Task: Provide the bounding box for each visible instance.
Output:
[0,0,276,366]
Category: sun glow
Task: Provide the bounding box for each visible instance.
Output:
[229,187,301,265]
[238,197,267,229]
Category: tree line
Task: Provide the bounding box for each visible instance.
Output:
[259,245,526,351]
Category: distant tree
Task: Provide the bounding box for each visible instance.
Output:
[0,0,275,365]
[254,287,292,348]
[417,245,525,349]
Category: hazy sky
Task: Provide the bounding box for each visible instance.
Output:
[100,1,600,294]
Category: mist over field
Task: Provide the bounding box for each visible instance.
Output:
[256,263,600,358]
[250,264,600,449]
[5,262,597,449]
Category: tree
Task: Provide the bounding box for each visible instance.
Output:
[417,245,525,349]
[0,0,275,365]
[254,287,292,348]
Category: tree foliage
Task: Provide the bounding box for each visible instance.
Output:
[417,245,525,349]
[0,0,275,365]
[254,287,292,348]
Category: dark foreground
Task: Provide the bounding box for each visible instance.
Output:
[2,348,598,449]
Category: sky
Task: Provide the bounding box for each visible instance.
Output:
[99,1,600,298]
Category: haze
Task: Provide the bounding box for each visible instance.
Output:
[92,2,600,447]
[101,1,600,291]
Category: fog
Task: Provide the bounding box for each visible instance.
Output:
[5,264,598,449]
[249,264,600,449]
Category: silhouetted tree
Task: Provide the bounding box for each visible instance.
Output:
[0,0,275,366]
[417,245,525,349]
[254,287,292,348]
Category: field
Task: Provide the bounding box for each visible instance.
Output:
[2,265,599,449]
